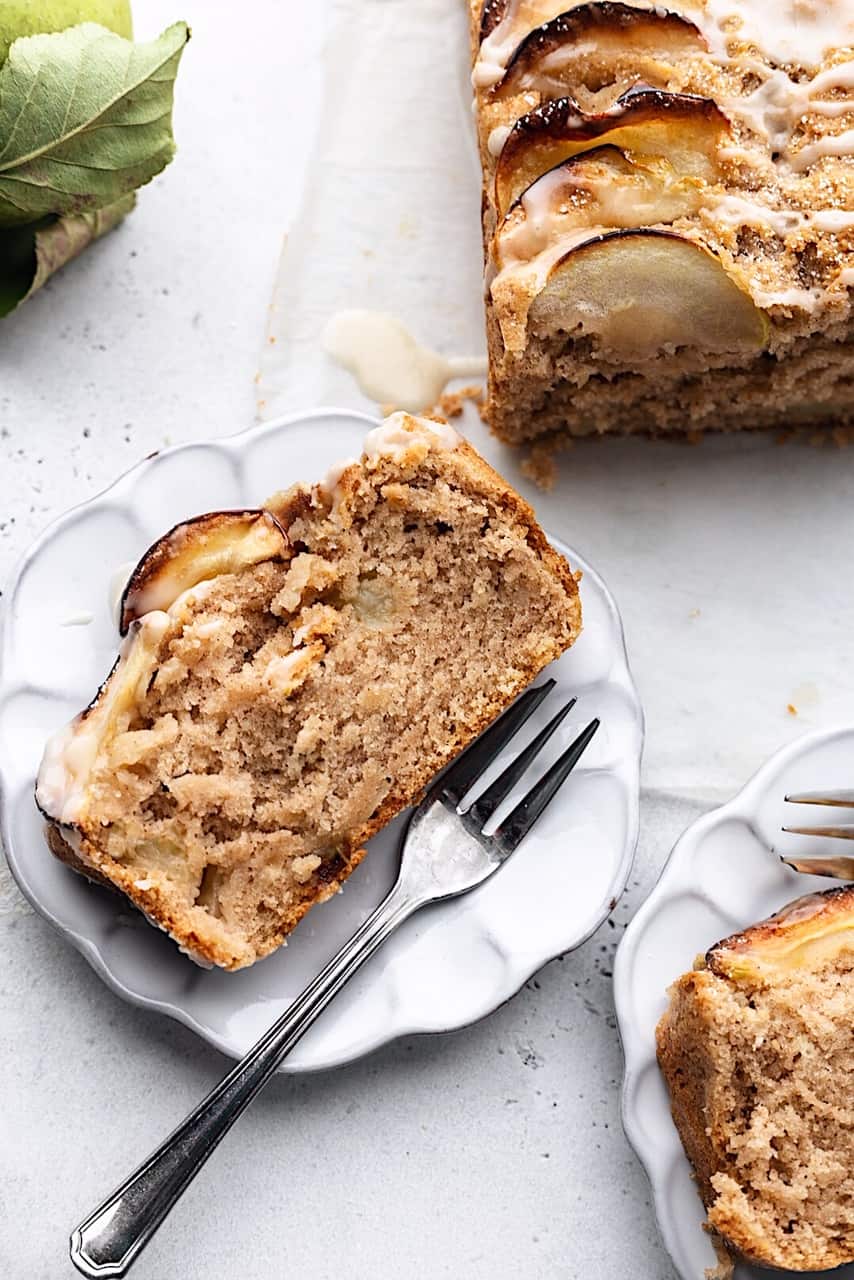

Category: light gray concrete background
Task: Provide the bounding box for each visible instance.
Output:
[3,3,852,1278]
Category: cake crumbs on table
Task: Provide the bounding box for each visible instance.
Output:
[521,443,558,490]
[776,426,854,448]
[380,386,485,422]
[703,1230,735,1280]
[433,384,484,419]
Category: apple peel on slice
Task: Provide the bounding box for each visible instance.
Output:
[527,229,769,357]
[494,89,729,216]
[495,145,709,268]
[481,0,560,43]
[120,509,288,634]
[495,2,706,102]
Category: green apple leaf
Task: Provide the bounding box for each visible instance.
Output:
[0,192,134,316]
[0,21,189,227]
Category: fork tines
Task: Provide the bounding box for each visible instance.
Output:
[781,853,854,878]
[783,789,854,842]
[784,789,854,808]
[438,680,600,857]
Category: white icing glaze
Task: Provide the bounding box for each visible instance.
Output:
[702,0,854,70]
[323,309,486,412]
[498,165,577,265]
[109,559,138,628]
[362,412,461,463]
[722,60,854,159]
[475,0,536,87]
[705,193,854,240]
[487,124,513,156]
[135,576,216,624]
[60,612,95,628]
[791,127,854,172]
[748,282,825,310]
[707,193,804,235]
[193,617,227,641]
[809,209,854,233]
[319,456,358,498]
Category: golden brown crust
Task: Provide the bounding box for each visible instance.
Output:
[656,969,722,1208]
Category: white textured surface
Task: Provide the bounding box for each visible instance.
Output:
[616,728,854,1280]
[1,2,854,1280]
[1,409,641,1070]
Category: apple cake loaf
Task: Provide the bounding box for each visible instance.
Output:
[469,0,854,442]
[657,887,854,1271]
[35,413,581,969]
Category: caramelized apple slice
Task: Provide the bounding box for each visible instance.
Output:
[494,89,728,216]
[476,0,581,89]
[527,229,768,356]
[120,510,288,634]
[480,0,559,43]
[706,887,854,982]
[35,610,172,826]
[495,145,708,268]
[495,3,706,103]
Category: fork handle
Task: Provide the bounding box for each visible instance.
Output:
[70,883,417,1279]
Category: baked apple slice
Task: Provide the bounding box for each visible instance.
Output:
[475,0,580,89]
[706,888,854,983]
[120,510,288,633]
[495,3,706,103]
[527,229,768,356]
[494,89,729,216]
[494,145,708,268]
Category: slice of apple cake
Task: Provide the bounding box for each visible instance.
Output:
[657,887,854,1271]
[36,414,581,969]
[469,0,854,442]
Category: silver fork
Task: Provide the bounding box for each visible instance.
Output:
[70,679,599,1279]
[781,789,854,879]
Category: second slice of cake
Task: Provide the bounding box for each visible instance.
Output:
[36,414,581,969]
[658,886,854,1271]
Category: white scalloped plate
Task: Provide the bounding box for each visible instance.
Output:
[615,727,854,1280]
[0,409,642,1072]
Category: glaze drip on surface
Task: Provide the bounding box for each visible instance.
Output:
[323,310,486,412]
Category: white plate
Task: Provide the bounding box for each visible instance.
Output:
[0,409,642,1072]
[614,727,854,1280]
